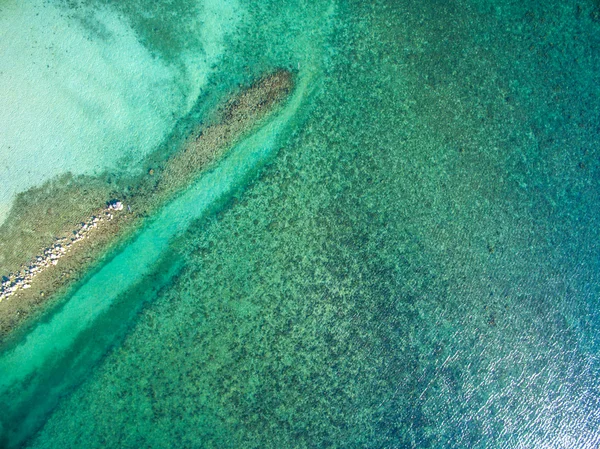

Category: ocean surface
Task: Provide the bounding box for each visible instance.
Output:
[1,0,600,447]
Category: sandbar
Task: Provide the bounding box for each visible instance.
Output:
[0,70,294,342]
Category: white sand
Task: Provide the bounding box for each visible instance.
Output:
[0,0,241,225]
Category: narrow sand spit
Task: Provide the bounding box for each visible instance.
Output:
[0,70,294,341]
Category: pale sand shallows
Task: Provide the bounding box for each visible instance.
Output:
[0,0,242,226]
[0,70,294,342]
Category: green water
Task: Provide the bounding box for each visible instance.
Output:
[2,0,600,448]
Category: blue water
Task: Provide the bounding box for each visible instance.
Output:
[2,0,600,448]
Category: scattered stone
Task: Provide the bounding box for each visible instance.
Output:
[108,200,123,211]
[0,204,117,302]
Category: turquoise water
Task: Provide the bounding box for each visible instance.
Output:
[0,0,237,223]
[2,0,600,448]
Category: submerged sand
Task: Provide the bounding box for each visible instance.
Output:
[0,70,294,342]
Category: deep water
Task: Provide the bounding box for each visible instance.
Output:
[2,0,600,448]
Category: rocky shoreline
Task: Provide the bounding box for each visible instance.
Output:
[0,200,125,303]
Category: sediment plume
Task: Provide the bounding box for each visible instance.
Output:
[0,69,294,342]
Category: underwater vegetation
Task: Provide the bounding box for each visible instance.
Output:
[1,0,600,448]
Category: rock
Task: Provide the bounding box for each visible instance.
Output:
[108,200,124,211]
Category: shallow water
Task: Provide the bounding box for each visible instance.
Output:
[2,0,600,448]
[0,0,239,224]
